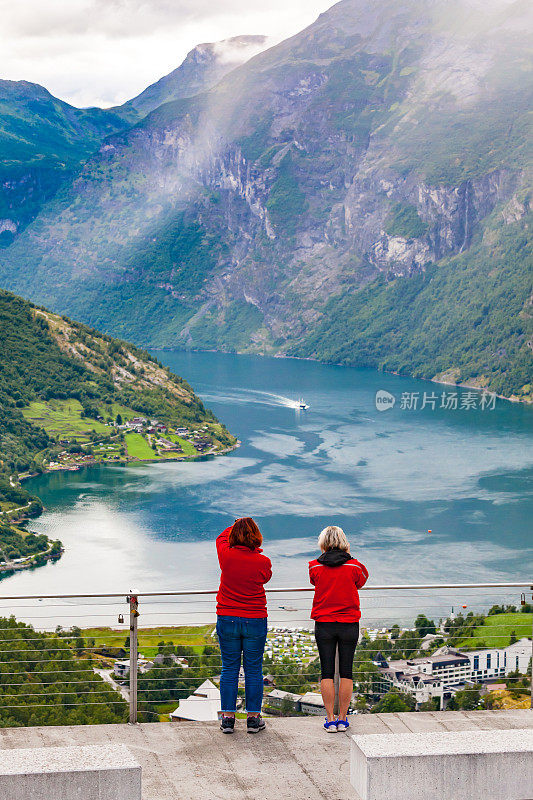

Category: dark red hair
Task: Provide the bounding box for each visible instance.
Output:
[229,517,262,550]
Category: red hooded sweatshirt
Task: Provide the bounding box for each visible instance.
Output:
[309,549,368,622]
[216,526,272,618]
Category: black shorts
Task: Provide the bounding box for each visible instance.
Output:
[314,621,359,680]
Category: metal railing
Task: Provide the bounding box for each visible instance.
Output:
[0,581,530,725]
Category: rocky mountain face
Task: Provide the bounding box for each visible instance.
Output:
[0,36,269,242]
[116,35,269,122]
[0,0,531,397]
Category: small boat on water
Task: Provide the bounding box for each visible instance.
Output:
[297,398,309,410]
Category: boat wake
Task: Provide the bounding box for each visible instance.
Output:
[201,388,307,410]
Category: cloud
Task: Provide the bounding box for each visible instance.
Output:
[0,0,334,107]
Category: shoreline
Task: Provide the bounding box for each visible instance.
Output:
[155,347,532,406]
[18,439,241,487]
[0,543,63,576]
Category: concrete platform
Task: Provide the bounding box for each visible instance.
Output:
[351,728,533,800]
[0,744,141,800]
[0,710,531,800]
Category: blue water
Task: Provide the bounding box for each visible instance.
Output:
[4,352,532,627]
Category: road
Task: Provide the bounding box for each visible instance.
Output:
[94,668,130,702]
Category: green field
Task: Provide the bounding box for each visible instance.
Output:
[168,435,198,456]
[92,442,122,457]
[124,432,160,459]
[22,398,109,439]
[457,613,532,649]
[80,624,214,658]
[108,403,138,421]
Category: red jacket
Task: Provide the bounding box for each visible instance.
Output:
[216,526,272,618]
[309,549,368,622]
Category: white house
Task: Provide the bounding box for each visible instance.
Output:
[113,656,153,679]
[466,638,531,681]
[265,690,302,711]
[170,679,221,722]
[377,640,532,709]
[380,662,443,707]
[299,692,326,715]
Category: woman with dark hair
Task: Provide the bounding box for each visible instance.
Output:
[216,517,272,734]
[309,525,368,732]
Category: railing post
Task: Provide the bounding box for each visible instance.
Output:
[333,645,340,717]
[530,588,533,711]
[129,594,139,724]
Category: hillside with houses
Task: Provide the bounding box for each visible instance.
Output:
[0,288,236,575]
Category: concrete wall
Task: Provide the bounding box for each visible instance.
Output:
[351,728,533,800]
[0,744,141,800]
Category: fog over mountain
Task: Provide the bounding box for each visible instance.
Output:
[0,0,531,400]
[0,0,331,107]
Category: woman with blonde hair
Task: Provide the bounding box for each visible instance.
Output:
[309,525,368,732]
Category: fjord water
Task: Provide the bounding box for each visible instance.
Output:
[6,352,533,626]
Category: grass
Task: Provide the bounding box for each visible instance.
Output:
[167,435,197,456]
[150,700,178,721]
[456,613,532,649]
[80,625,215,658]
[22,398,109,439]
[124,432,160,460]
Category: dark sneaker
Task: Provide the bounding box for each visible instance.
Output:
[220,716,235,734]
[247,715,266,734]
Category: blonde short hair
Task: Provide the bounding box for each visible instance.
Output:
[318,525,350,553]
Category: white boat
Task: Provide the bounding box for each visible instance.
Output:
[297,398,309,410]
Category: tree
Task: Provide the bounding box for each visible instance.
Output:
[371,691,414,713]
[414,614,436,637]
[390,624,400,640]
[280,696,295,716]
[448,685,481,711]
[509,630,517,645]
[354,695,368,712]
[116,413,123,425]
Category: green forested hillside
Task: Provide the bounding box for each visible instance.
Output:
[0,80,127,240]
[0,289,234,476]
[0,617,127,727]
[291,215,533,400]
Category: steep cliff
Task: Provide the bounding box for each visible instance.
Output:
[0,0,531,397]
[0,37,268,241]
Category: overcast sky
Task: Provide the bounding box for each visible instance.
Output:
[0,0,334,108]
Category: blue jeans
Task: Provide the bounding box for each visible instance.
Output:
[216,616,267,713]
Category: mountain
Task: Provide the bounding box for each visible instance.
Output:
[0,80,128,242]
[0,0,531,399]
[0,36,268,242]
[116,35,268,122]
[0,288,235,478]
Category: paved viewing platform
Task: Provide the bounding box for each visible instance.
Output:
[0,710,531,799]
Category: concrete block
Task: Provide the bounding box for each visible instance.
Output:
[0,743,141,800]
[350,727,533,800]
